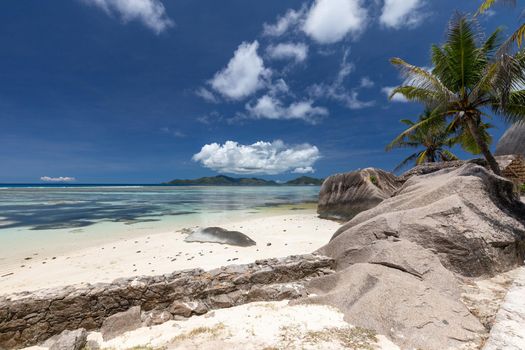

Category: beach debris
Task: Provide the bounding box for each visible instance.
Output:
[184,227,256,247]
[1,273,14,278]
[266,242,272,246]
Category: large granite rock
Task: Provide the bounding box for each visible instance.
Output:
[326,164,525,277]
[317,168,401,221]
[496,123,525,157]
[300,164,525,350]
[0,254,334,349]
[300,240,487,350]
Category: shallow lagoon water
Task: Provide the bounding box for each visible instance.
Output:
[0,185,320,261]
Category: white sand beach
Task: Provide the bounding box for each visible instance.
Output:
[0,210,340,295]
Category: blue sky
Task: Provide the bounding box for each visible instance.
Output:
[0,0,519,183]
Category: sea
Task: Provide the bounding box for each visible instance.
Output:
[0,185,320,260]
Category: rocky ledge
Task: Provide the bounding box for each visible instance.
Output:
[0,254,334,349]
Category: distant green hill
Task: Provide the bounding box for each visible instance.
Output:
[165,175,324,186]
[284,176,324,185]
[166,175,278,186]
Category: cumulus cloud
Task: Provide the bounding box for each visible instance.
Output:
[292,166,315,174]
[303,0,368,44]
[263,8,305,36]
[246,95,328,123]
[40,176,76,182]
[81,0,174,33]
[266,43,308,63]
[382,86,409,102]
[192,140,320,175]
[379,0,427,29]
[210,41,271,100]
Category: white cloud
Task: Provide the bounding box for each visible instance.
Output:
[81,0,174,33]
[360,77,375,88]
[210,41,271,100]
[195,87,219,103]
[382,86,409,102]
[263,8,305,36]
[303,0,368,44]
[266,43,308,63]
[161,127,185,138]
[246,95,328,123]
[308,49,374,109]
[40,176,76,182]
[192,140,320,175]
[379,0,426,29]
[292,166,315,174]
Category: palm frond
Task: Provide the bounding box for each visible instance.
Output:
[477,0,516,15]
[386,110,446,151]
[390,58,455,103]
[393,153,419,173]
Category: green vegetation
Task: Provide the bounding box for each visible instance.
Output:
[521,183,525,194]
[389,15,525,175]
[165,175,324,186]
[284,176,324,185]
[166,175,278,186]
[478,0,525,47]
[369,175,378,186]
[387,110,462,171]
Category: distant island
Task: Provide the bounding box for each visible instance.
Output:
[165,175,324,186]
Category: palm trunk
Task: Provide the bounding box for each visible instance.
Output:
[466,118,502,176]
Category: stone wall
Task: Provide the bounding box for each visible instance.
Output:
[0,254,334,349]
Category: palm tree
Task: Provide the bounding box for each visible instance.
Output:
[387,110,459,171]
[389,15,525,175]
[478,0,525,47]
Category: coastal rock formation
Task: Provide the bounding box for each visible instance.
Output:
[100,306,142,341]
[303,164,525,350]
[328,164,525,276]
[184,227,257,247]
[46,329,87,350]
[317,168,401,221]
[301,240,486,350]
[0,254,334,349]
[496,123,525,157]
[399,158,485,181]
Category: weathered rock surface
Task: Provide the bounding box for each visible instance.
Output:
[300,240,487,350]
[300,164,525,350]
[141,309,172,327]
[399,158,486,182]
[483,267,525,350]
[100,306,141,341]
[47,329,87,350]
[184,227,256,246]
[317,168,401,221]
[0,254,334,349]
[496,123,525,157]
[327,164,525,277]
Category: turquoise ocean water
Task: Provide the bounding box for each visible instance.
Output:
[0,185,320,260]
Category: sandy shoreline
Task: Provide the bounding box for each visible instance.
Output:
[0,210,340,295]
